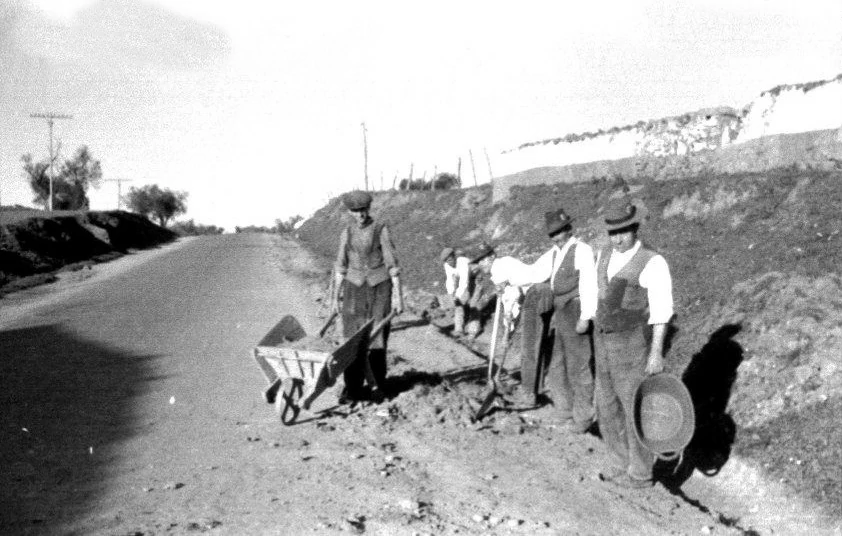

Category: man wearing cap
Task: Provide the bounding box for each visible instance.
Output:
[499,209,598,434]
[460,243,528,338]
[593,197,673,489]
[440,247,471,335]
[463,243,500,339]
[331,190,404,404]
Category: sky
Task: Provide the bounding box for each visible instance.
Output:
[1,0,840,231]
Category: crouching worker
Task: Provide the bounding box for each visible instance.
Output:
[331,190,404,404]
[463,243,501,339]
[440,247,471,335]
[469,243,531,339]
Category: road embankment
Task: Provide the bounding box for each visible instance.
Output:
[0,209,176,296]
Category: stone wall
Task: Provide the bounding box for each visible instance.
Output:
[492,74,842,201]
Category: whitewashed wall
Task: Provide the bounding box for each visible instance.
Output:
[737,78,842,142]
[492,75,842,181]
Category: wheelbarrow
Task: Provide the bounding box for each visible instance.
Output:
[253,311,395,425]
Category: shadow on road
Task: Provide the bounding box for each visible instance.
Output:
[0,323,163,535]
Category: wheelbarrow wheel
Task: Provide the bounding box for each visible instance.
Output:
[277,378,304,425]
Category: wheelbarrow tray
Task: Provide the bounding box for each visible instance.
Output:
[253,316,374,418]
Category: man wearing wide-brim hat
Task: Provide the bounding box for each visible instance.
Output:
[330,190,404,404]
[591,197,674,489]
[492,208,598,432]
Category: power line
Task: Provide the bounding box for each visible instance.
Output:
[361,122,368,191]
[30,112,73,212]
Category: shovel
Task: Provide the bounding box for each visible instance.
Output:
[318,311,339,337]
[474,298,503,421]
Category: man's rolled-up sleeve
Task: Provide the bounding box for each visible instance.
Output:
[508,249,553,287]
[455,257,470,297]
[575,242,598,321]
[334,228,349,275]
[639,255,673,325]
[380,225,401,277]
[444,264,456,295]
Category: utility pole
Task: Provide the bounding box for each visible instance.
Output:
[468,149,478,186]
[103,178,133,210]
[361,122,368,191]
[30,112,73,212]
[483,147,494,182]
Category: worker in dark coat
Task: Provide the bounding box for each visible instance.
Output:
[593,197,673,489]
[330,190,403,404]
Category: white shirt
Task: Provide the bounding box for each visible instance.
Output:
[601,240,674,325]
[497,237,597,322]
[443,256,470,298]
[489,256,530,288]
[489,256,531,327]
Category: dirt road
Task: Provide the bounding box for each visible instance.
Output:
[0,234,832,535]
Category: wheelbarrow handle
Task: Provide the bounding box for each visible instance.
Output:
[370,310,397,340]
[318,312,339,338]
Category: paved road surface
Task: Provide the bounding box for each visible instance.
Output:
[1,234,324,535]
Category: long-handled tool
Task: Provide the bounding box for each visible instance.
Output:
[474,298,502,421]
[318,311,339,337]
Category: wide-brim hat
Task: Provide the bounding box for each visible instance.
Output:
[469,242,495,264]
[343,190,373,211]
[633,373,695,460]
[439,247,455,263]
[604,197,643,232]
[545,208,574,236]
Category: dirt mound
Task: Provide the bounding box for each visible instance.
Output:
[0,209,176,293]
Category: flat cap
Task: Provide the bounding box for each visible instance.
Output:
[343,190,372,210]
[439,247,455,263]
[469,242,495,264]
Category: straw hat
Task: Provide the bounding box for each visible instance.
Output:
[633,373,695,460]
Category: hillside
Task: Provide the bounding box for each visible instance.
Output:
[0,208,177,294]
[298,168,842,517]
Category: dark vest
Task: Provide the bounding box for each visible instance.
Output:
[596,245,656,333]
[344,221,389,286]
[551,243,579,305]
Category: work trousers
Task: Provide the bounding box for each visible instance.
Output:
[342,279,392,396]
[520,283,594,426]
[594,324,654,481]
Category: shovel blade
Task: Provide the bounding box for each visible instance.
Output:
[474,387,499,422]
